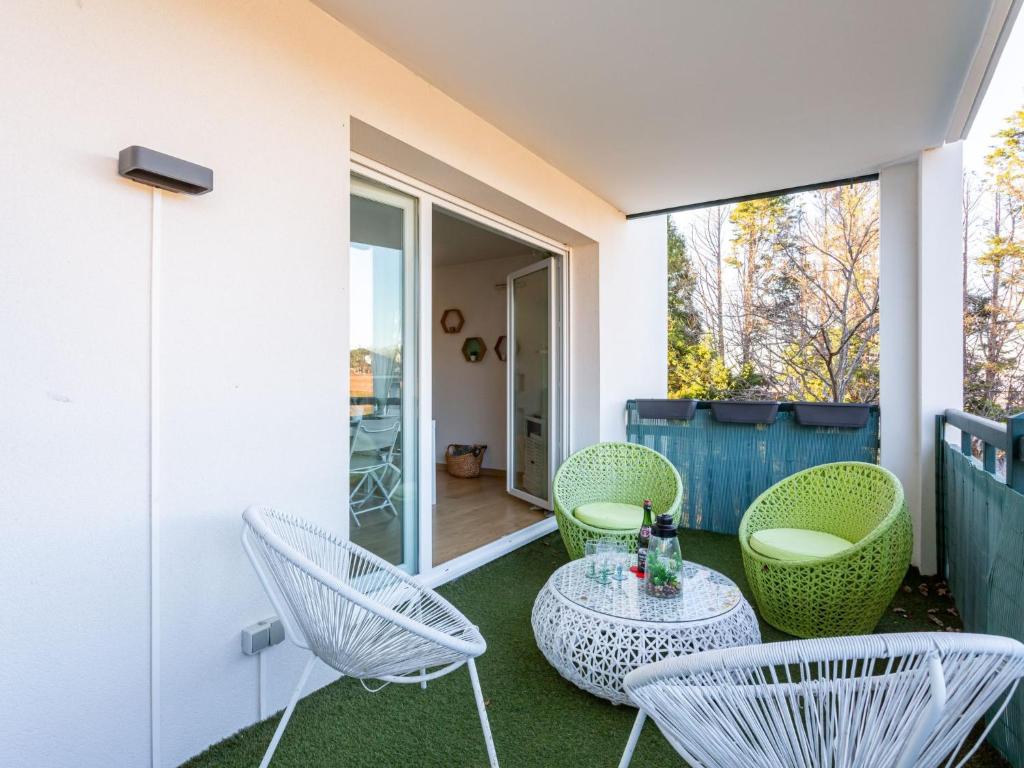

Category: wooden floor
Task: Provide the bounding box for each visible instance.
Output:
[348,470,545,567]
[432,470,546,564]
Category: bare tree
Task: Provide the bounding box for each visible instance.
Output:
[760,184,880,403]
[689,205,730,358]
[727,197,793,370]
[963,173,984,368]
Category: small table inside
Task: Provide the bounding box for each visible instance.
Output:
[531,558,761,705]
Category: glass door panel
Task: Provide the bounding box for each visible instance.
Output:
[349,177,417,572]
[507,258,557,508]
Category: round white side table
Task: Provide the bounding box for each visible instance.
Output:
[531,558,761,705]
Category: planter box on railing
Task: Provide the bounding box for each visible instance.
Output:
[709,400,779,425]
[626,399,880,536]
[793,402,871,429]
[635,398,697,421]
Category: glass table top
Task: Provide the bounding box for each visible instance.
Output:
[550,557,744,624]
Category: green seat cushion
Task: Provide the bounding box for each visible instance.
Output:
[748,527,854,562]
[574,502,644,530]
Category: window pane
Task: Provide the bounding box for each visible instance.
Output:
[349,183,417,571]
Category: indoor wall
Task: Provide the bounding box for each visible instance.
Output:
[433,252,535,472]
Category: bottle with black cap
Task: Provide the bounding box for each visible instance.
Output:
[644,512,683,598]
[635,499,653,576]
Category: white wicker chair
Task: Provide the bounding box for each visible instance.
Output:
[241,506,498,768]
[618,632,1024,768]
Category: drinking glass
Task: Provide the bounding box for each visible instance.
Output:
[584,540,600,579]
[597,539,628,583]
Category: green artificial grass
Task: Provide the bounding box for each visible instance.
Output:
[183,530,1008,767]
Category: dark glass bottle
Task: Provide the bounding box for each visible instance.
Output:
[636,499,654,575]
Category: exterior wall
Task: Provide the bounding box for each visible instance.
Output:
[879,161,922,565]
[569,243,602,451]
[599,216,670,438]
[879,144,964,574]
[916,143,965,572]
[432,253,536,470]
[0,1,661,766]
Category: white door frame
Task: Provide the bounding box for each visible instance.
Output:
[351,154,570,585]
[349,177,419,573]
[506,257,558,509]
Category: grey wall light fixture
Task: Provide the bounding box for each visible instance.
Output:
[118,146,213,195]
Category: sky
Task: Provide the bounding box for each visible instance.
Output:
[964,12,1024,171]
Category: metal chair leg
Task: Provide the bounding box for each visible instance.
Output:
[259,654,317,768]
[618,710,647,768]
[370,469,399,517]
[468,658,499,768]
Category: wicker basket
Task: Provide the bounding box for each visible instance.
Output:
[445,444,487,478]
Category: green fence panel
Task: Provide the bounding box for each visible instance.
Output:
[941,442,1024,765]
[626,401,880,535]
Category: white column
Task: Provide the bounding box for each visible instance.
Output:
[879,160,921,561]
[879,143,964,575]
[917,142,965,573]
[598,215,668,441]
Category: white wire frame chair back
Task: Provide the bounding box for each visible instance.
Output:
[241,506,484,679]
[619,632,1024,768]
[350,416,401,462]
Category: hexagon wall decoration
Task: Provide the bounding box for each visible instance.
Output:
[440,308,464,334]
[495,335,507,362]
[462,337,486,362]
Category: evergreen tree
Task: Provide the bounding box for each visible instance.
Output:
[964,105,1024,417]
[666,217,703,397]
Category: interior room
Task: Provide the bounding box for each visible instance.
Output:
[431,207,554,564]
[346,195,561,572]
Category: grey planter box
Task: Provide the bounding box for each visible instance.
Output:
[793,402,871,429]
[635,399,698,421]
[709,401,780,425]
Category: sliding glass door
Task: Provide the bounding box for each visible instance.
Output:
[507,257,558,509]
[348,177,418,572]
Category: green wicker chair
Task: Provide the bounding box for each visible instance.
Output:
[739,461,912,638]
[553,442,682,560]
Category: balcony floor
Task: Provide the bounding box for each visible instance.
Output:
[184,530,1008,767]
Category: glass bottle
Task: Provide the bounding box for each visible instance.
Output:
[644,513,683,598]
[636,499,653,575]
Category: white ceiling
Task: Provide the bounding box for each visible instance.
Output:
[318,0,1004,214]
[433,207,542,266]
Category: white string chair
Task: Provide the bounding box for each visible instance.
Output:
[618,632,1024,768]
[241,506,498,768]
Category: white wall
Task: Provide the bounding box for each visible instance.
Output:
[569,245,602,451]
[598,216,669,438]
[916,142,965,573]
[879,144,964,574]
[1,1,660,766]
[433,254,535,470]
[879,160,922,560]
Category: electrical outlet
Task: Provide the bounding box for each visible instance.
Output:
[241,622,270,655]
[267,617,285,646]
[241,617,285,655]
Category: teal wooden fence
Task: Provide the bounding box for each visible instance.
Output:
[938,409,1024,766]
[625,400,880,535]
